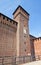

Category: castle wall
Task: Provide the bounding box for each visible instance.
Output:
[0,14,17,56]
[34,38,41,56]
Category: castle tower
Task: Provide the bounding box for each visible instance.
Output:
[13,6,31,57]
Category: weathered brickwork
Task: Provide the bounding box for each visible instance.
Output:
[34,38,41,56]
[0,6,31,57]
[13,6,31,56]
[0,5,41,60]
[0,13,17,56]
[30,35,41,59]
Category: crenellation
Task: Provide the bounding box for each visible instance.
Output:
[34,37,41,42]
[0,13,18,27]
[0,15,17,31]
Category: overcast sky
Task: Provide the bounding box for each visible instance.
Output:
[0,0,41,37]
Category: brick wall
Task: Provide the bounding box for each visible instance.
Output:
[34,38,41,56]
[0,14,17,56]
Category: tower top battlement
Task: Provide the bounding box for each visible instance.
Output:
[13,5,29,19]
[13,5,29,15]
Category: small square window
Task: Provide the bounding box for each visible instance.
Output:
[24,35,26,37]
[24,36,25,37]
[25,49,26,52]
[24,42,26,44]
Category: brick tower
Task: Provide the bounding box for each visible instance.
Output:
[13,5,31,57]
